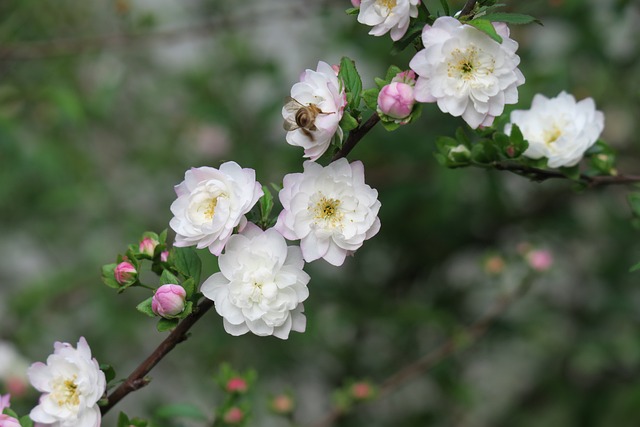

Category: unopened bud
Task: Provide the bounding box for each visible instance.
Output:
[270,394,294,414]
[152,284,186,318]
[114,261,137,285]
[139,237,158,257]
[448,144,471,163]
[391,70,416,86]
[350,0,361,7]
[377,82,415,120]
[526,250,553,272]
[160,250,169,263]
[350,381,374,400]
[226,377,248,393]
[223,407,244,424]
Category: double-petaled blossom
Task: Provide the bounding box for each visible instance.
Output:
[275,159,381,266]
[28,337,106,427]
[169,162,263,255]
[505,92,604,168]
[357,0,420,41]
[409,17,525,128]
[201,224,310,339]
[283,61,346,161]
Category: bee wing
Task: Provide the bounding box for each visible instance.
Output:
[283,117,300,132]
[283,96,304,115]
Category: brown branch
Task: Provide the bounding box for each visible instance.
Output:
[490,161,640,188]
[332,113,380,162]
[459,0,478,17]
[309,276,532,427]
[100,298,215,415]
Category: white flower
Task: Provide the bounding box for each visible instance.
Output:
[505,91,605,168]
[409,16,525,128]
[201,224,310,339]
[28,337,106,427]
[170,162,263,255]
[275,158,381,266]
[357,0,420,41]
[283,61,346,161]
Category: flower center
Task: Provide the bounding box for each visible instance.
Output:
[543,126,562,146]
[375,0,397,12]
[447,47,495,83]
[52,376,80,408]
[312,196,343,227]
[203,197,218,220]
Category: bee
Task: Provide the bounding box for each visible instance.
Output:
[283,96,329,142]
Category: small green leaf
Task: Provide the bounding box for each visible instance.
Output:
[380,120,400,132]
[19,415,34,427]
[630,261,640,272]
[384,65,403,82]
[439,0,450,15]
[339,112,359,132]
[117,412,130,427]
[362,88,380,111]
[158,229,168,245]
[101,264,120,290]
[100,364,116,384]
[136,297,156,318]
[390,23,425,55]
[160,270,180,286]
[155,404,208,421]
[180,278,196,299]
[374,77,387,89]
[559,165,581,181]
[338,57,362,111]
[157,318,179,332]
[481,12,542,25]
[168,247,202,285]
[346,7,359,15]
[259,186,274,226]
[467,19,502,43]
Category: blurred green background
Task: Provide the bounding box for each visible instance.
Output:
[2,0,640,426]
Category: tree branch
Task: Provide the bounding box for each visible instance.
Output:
[459,0,478,17]
[100,298,215,415]
[332,113,380,162]
[309,276,533,427]
[488,161,640,188]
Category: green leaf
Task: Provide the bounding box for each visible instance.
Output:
[160,269,180,286]
[181,278,196,299]
[168,247,202,285]
[259,186,274,226]
[559,165,581,181]
[157,318,179,332]
[117,412,130,427]
[390,22,425,55]
[338,57,362,111]
[345,7,359,15]
[467,19,502,43]
[439,0,450,15]
[100,364,116,384]
[374,77,387,90]
[629,261,640,272]
[155,404,208,421]
[136,297,156,318]
[362,88,380,111]
[480,12,542,25]
[339,111,359,132]
[19,415,34,427]
[158,229,168,245]
[380,120,400,132]
[384,65,403,82]
[101,263,120,289]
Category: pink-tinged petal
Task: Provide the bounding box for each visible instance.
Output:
[322,242,348,266]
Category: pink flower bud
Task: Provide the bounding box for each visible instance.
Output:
[527,250,553,272]
[350,381,374,400]
[226,377,248,393]
[139,237,158,257]
[152,284,186,318]
[350,0,361,7]
[160,250,169,263]
[377,82,415,120]
[391,70,416,85]
[270,394,294,414]
[114,261,137,285]
[223,407,244,424]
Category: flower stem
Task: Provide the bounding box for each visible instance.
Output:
[99,298,215,415]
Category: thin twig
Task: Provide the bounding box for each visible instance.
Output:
[100,298,215,415]
[489,161,640,188]
[460,0,478,17]
[332,113,380,162]
[309,277,532,427]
